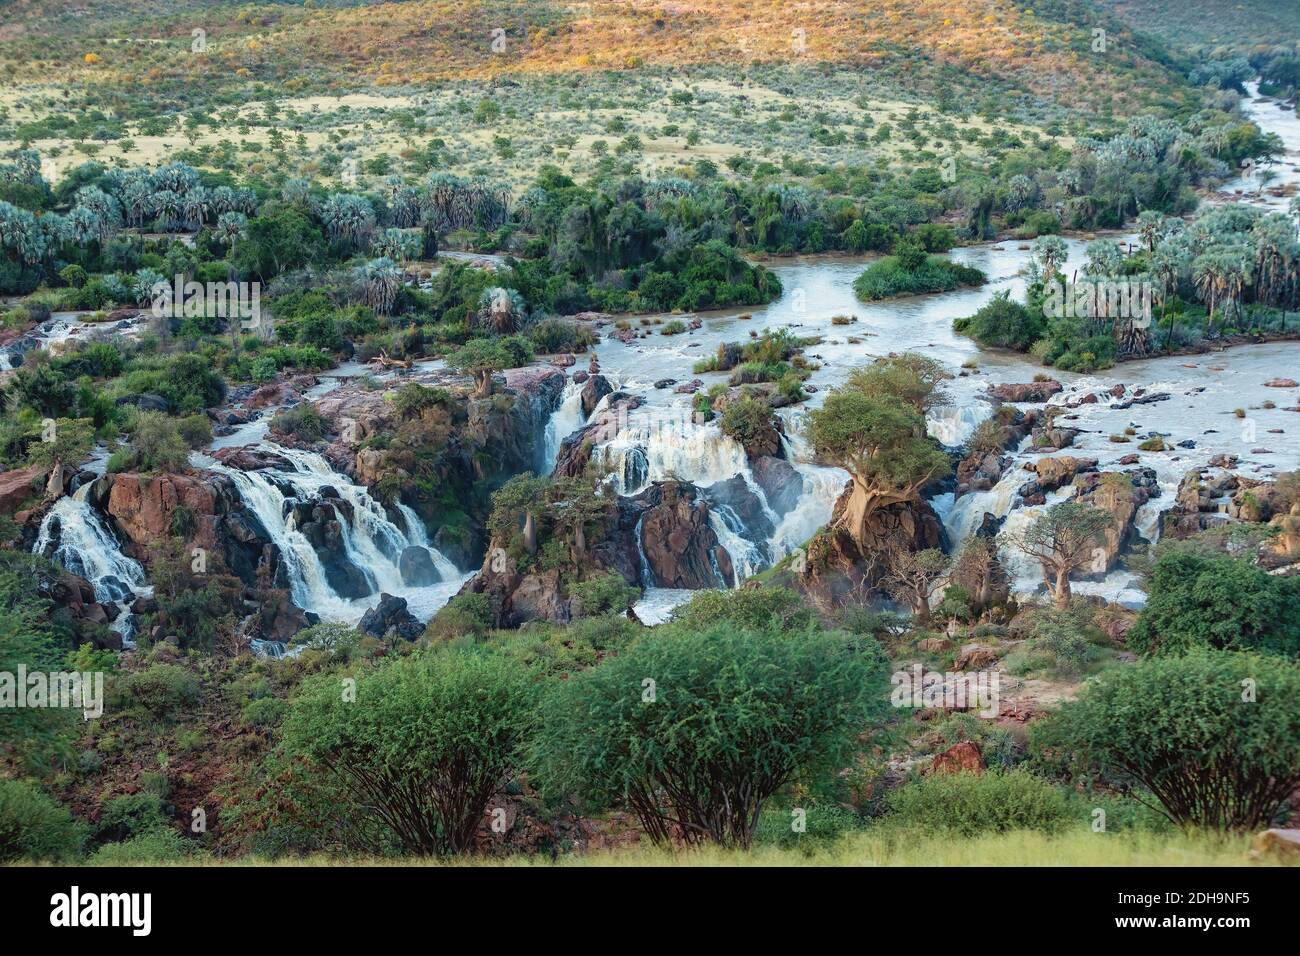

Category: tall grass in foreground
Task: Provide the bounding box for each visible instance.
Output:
[59,828,1292,868]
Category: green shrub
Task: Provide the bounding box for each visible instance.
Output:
[1033,650,1300,830]
[425,592,493,642]
[240,696,288,729]
[1129,550,1300,657]
[854,255,985,300]
[887,770,1071,836]
[0,779,86,862]
[113,663,200,718]
[669,586,817,633]
[952,290,1045,351]
[568,572,640,617]
[278,648,539,855]
[90,828,198,864]
[535,625,889,847]
[97,793,167,840]
[269,404,325,442]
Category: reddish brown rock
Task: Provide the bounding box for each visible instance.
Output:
[928,741,985,775]
[0,466,44,514]
[987,380,1062,403]
[954,644,999,671]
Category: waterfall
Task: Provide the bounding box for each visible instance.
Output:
[33,484,149,640]
[542,378,587,473]
[634,515,656,589]
[394,500,460,580]
[708,506,763,584]
[597,409,753,495]
[927,403,991,448]
[204,442,466,623]
[769,430,847,562]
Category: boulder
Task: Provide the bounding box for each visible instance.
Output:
[399,545,442,586]
[580,373,613,417]
[114,393,170,413]
[987,380,1062,403]
[0,466,44,515]
[358,593,424,641]
[1025,455,1098,491]
[928,741,985,775]
[751,455,803,518]
[1264,378,1299,388]
[1252,829,1300,859]
[954,644,999,671]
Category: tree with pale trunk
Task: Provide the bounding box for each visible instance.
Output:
[807,387,950,548]
[1003,502,1113,610]
[488,473,549,557]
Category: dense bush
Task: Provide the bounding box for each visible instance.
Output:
[535,625,889,847]
[1034,651,1300,830]
[0,779,86,862]
[279,648,539,856]
[886,770,1072,836]
[1128,550,1300,657]
[952,290,1045,351]
[854,254,985,300]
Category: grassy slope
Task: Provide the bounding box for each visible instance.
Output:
[0,0,1195,113]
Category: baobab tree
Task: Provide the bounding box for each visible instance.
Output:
[808,354,951,547]
[1003,502,1113,609]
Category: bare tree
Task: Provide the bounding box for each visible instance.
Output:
[881,548,948,624]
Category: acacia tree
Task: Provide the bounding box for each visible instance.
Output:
[1004,502,1113,609]
[881,547,948,624]
[808,355,951,547]
[535,625,889,848]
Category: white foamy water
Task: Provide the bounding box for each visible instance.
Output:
[542,376,587,473]
[199,442,467,625]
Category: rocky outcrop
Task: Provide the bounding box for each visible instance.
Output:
[928,741,985,775]
[635,482,735,589]
[987,380,1061,403]
[552,393,643,478]
[1267,505,1300,562]
[801,488,945,606]
[1017,455,1098,503]
[358,593,424,641]
[580,374,612,417]
[952,408,1035,499]
[751,455,803,518]
[0,465,43,515]
[1073,469,1157,573]
[96,471,281,593]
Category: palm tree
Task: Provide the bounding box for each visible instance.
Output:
[1136,210,1165,252]
[476,287,526,335]
[358,258,401,315]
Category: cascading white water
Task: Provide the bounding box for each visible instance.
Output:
[33,483,149,640]
[542,378,587,473]
[927,402,991,448]
[204,442,466,623]
[598,409,754,495]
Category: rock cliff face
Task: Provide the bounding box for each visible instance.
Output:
[1072,468,1158,574]
[551,393,644,478]
[94,471,278,589]
[459,479,738,627]
[801,484,946,606]
[635,482,736,589]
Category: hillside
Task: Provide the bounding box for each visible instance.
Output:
[0,0,1196,114]
[1096,0,1300,52]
